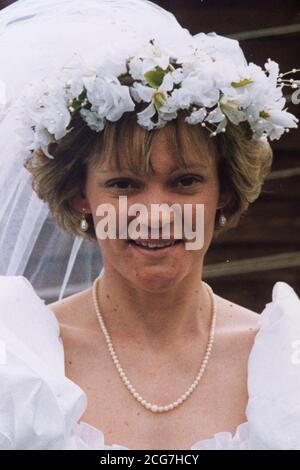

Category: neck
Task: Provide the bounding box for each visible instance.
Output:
[94,265,213,351]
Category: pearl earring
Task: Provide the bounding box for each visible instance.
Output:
[80,210,89,232]
[219,210,227,227]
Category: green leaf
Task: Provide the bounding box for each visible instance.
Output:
[231,79,253,88]
[144,67,165,88]
[153,91,167,111]
[259,111,270,119]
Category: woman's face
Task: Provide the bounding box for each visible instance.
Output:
[77,129,227,292]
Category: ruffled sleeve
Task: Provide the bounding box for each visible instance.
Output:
[246,281,300,450]
[191,280,300,451]
[0,275,87,450]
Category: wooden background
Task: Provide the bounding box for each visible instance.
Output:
[0,0,299,311]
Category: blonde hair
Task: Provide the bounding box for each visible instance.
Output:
[24,108,273,242]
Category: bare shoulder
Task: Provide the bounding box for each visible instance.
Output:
[48,286,94,330]
[215,292,260,327]
[213,292,261,355]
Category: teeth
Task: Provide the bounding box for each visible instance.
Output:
[134,240,176,248]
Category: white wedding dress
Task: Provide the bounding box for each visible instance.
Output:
[0,274,300,450]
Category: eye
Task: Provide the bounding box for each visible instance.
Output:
[176,175,204,187]
[106,179,137,190]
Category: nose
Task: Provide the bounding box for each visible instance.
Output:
[138,205,176,234]
[128,187,181,238]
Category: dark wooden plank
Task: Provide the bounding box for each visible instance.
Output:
[205,267,300,313]
[155,0,300,35]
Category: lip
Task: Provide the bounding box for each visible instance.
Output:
[128,239,184,257]
[129,238,182,244]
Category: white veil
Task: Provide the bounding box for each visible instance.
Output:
[0,0,253,302]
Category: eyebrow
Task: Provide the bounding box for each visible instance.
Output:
[169,163,209,174]
[98,163,209,175]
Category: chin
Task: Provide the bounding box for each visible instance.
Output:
[128,265,185,292]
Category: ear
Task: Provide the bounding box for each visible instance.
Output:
[70,190,92,213]
[217,192,232,210]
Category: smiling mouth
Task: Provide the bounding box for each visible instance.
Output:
[128,239,183,249]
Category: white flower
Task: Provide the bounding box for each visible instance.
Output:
[219,96,246,126]
[136,102,157,130]
[33,125,57,158]
[128,56,146,81]
[130,82,154,103]
[217,62,272,114]
[236,61,299,139]
[18,76,75,158]
[264,58,280,87]
[80,108,105,132]
[205,105,228,133]
[17,116,56,158]
[30,95,71,141]
[17,37,299,155]
[165,88,192,111]
[180,73,219,108]
[168,68,185,84]
[64,76,85,101]
[85,75,135,122]
[132,71,175,101]
[267,109,298,128]
[133,69,178,129]
[137,102,175,130]
[185,107,207,125]
[211,58,297,138]
[59,65,88,101]
[23,82,71,147]
[250,106,298,140]
[135,63,220,131]
[128,41,171,81]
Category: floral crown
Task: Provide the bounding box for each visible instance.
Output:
[11,38,300,159]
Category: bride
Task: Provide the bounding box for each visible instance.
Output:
[0,0,299,451]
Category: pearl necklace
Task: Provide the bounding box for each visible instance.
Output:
[92,275,217,413]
